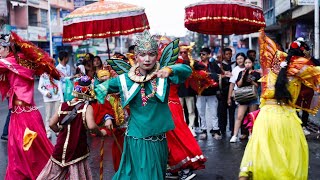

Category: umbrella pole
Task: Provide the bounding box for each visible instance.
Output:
[106,38,111,59]
[221,35,224,53]
[100,137,105,180]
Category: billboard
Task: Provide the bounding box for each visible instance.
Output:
[28,26,47,41]
[297,0,314,5]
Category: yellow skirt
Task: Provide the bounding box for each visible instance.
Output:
[239,105,308,180]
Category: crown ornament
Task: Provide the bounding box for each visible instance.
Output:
[134,30,158,55]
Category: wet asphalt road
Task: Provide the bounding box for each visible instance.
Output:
[0,80,319,180]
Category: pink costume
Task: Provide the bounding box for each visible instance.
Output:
[0,53,53,180]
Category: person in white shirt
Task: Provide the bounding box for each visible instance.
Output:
[38,73,64,138]
[56,51,73,93]
[227,53,246,142]
[228,53,246,102]
[56,51,79,101]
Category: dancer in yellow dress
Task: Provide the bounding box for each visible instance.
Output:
[239,30,320,180]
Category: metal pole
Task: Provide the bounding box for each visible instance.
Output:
[315,0,319,59]
[106,38,111,59]
[248,0,252,49]
[48,0,53,57]
[120,35,123,54]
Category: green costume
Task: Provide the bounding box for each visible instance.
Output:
[95,64,191,180]
[94,32,192,179]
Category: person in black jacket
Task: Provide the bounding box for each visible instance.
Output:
[196,47,221,140]
[217,48,236,137]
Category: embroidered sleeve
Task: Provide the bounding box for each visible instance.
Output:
[94,77,120,104]
[168,64,192,84]
[294,66,320,115]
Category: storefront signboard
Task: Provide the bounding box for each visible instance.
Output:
[28,26,47,41]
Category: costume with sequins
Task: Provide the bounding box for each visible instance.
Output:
[95,31,192,180]
[239,30,320,179]
[0,32,60,180]
[37,75,97,180]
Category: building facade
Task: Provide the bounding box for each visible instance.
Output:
[1,0,74,56]
[263,0,318,53]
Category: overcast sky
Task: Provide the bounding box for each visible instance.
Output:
[115,0,200,37]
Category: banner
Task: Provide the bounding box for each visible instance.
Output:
[28,26,47,41]
[297,0,314,5]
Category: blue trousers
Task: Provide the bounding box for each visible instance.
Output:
[2,110,10,137]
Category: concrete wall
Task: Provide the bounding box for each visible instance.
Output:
[51,0,74,10]
[10,4,28,28]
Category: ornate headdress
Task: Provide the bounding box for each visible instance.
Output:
[134,30,158,55]
[179,42,195,52]
[290,37,310,55]
[8,32,60,80]
[72,75,95,101]
[97,69,110,79]
[0,34,10,47]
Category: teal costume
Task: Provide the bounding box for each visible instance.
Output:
[95,36,192,180]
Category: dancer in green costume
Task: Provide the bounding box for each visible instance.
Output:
[94,31,192,180]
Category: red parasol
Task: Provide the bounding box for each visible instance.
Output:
[184,0,266,35]
[62,0,149,43]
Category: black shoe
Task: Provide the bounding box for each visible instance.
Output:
[211,130,221,136]
[221,131,226,136]
[199,132,207,140]
[179,170,196,180]
[1,135,8,141]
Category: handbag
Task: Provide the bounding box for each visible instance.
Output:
[234,85,258,103]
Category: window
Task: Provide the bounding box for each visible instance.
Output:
[263,0,273,11]
[28,7,38,26]
[40,9,48,27]
[51,8,58,26]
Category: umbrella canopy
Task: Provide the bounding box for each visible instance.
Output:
[184,0,265,35]
[63,0,150,43]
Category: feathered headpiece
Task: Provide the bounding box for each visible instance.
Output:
[179,42,195,62]
[290,37,310,53]
[9,32,60,80]
[179,42,195,52]
[134,30,158,55]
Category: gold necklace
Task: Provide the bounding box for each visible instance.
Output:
[128,63,160,83]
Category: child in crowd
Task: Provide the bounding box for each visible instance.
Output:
[38,73,64,138]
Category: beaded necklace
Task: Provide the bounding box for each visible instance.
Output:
[136,69,157,106]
